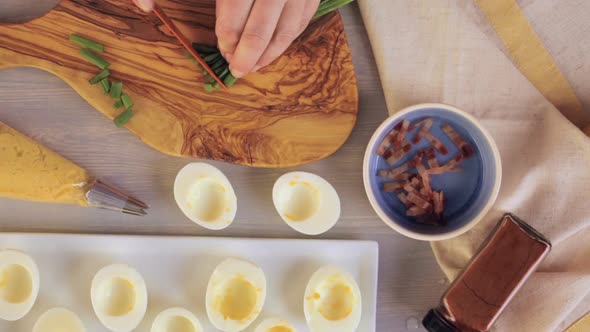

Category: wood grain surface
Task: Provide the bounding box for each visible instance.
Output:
[0,2,445,331]
[0,0,358,167]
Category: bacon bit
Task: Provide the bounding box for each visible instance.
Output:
[423,132,449,155]
[378,157,416,178]
[407,206,427,217]
[421,174,433,197]
[426,154,464,175]
[395,173,413,181]
[385,138,412,165]
[406,192,432,210]
[419,187,431,199]
[441,123,475,157]
[415,154,427,175]
[395,120,411,148]
[383,182,403,192]
[397,193,411,207]
[410,176,422,188]
[411,118,434,143]
[376,122,401,156]
[413,153,433,197]
[377,118,472,225]
[403,183,419,195]
[409,118,434,132]
[424,147,439,168]
[433,191,444,218]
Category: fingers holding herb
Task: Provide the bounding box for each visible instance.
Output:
[228,0,286,78]
[215,0,255,60]
[253,0,307,71]
[192,0,352,92]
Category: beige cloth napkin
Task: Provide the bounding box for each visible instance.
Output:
[357,0,590,331]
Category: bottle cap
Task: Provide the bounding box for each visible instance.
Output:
[422,309,458,332]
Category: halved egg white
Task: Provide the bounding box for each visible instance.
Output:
[33,307,85,332]
[151,307,203,332]
[254,317,297,332]
[206,258,266,332]
[174,163,237,230]
[0,249,40,321]
[272,172,341,235]
[304,265,362,332]
[91,264,148,332]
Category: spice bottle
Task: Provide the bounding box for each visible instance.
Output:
[423,213,551,332]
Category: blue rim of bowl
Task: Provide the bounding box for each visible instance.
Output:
[362,103,502,241]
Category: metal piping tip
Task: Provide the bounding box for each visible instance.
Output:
[86,180,148,216]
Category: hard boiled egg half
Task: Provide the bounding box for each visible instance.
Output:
[151,307,203,332]
[254,317,297,332]
[33,307,85,332]
[0,249,40,321]
[273,172,341,235]
[206,258,266,332]
[304,265,362,332]
[91,264,148,332]
[174,163,237,230]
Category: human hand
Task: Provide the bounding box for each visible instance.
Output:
[215,0,320,78]
[132,0,320,78]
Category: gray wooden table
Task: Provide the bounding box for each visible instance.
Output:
[0,2,448,331]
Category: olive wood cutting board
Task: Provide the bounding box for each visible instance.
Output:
[0,0,358,167]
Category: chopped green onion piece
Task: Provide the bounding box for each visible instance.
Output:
[217,67,229,80]
[193,43,219,55]
[114,100,123,108]
[313,0,354,19]
[121,94,133,109]
[184,50,199,64]
[204,53,221,63]
[223,73,238,87]
[213,64,226,77]
[113,108,134,127]
[70,34,104,53]
[210,59,227,71]
[89,69,110,84]
[80,48,110,69]
[204,83,214,93]
[200,68,216,83]
[99,79,110,94]
[213,82,221,90]
[109,82,123,99]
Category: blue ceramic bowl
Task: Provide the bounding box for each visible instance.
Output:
[363,103,501,241]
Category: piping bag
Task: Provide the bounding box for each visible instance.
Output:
[0,121,147,215]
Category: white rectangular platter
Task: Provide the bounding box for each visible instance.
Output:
[0,233,379,332]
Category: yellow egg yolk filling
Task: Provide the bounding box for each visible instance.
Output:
[164,315,196,332]
[0,122,91,206]
[188,178,227,222]
[316,279,354,321]
[268,325,294,332]
[215,275,258,321]
[283,181,320,222]
[101,277,136,316]
[0,264,32,303]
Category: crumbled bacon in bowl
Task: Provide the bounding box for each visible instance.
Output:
[374,118,474,226]
[363,103,502,241]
